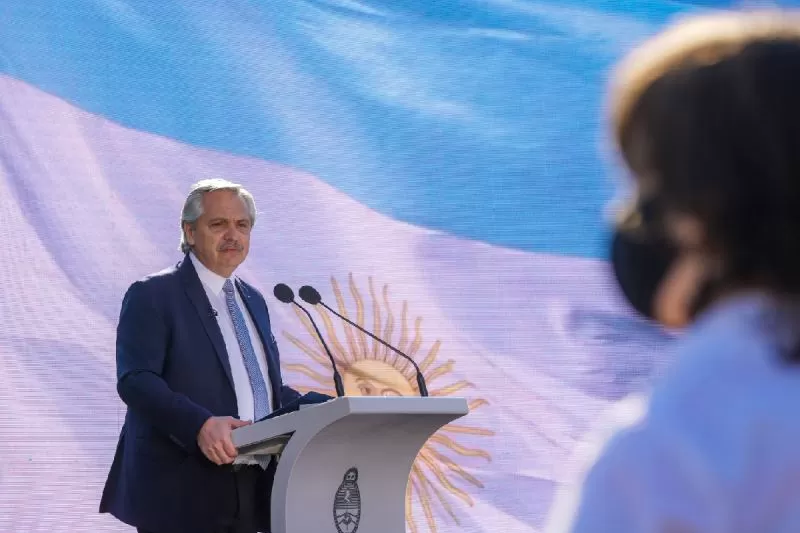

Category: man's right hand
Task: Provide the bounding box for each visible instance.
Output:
[197,416,251,465]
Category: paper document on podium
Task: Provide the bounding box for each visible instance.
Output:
[235,433,293,462]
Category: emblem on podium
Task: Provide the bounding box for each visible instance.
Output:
[333,467,361,533]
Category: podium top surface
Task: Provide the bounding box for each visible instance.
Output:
[325,395,468,414]
[232,396,469,449]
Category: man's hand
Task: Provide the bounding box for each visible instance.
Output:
[197,416,251,465]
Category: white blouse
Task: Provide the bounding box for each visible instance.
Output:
[546,292,800,533]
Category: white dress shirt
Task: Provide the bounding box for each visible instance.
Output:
[547,292,800,533]
[190,253,274,422]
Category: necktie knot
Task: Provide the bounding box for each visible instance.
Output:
[223,279,235,295]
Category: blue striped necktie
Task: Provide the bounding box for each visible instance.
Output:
[223,279,270,421]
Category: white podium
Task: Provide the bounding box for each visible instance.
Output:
[231,396,469,533]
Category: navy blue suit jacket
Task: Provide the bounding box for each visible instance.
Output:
[100,255,300,533]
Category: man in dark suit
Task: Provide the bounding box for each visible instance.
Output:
[100,179,303,533]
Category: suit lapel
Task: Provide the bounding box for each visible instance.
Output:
[236,278,283,408]
[178,256,236,393]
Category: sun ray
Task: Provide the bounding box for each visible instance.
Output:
[403,364,417,383]
[281,332,332,368]
[395,350,413,376]
[405,479,418,533]
[313,305,352,364]
[429,434,492,461]
[431,380,474,396]
[468,398,489,411]
[425,360,456,384]
[398,300,410,353]
[346,273,369,359]
[414,464,460,525]
[407,316,424,357]
[281,274,492,533]
[381,284,396,363]
[441,424,495,436]
[417,452,474,506]
[368,277,382,359]
[291,307,329,358]
[283,364,335,386]
[419,340,442,374]
[330,276,360,360]
[411,466,439,532]
[422,448,483,489]
[425,478,461,525]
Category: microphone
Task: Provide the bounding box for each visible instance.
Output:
[273,283,345,397]
[298,285,429,397]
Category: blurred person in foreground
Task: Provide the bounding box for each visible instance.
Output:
[100,179,318,533]
[547,10,800,533]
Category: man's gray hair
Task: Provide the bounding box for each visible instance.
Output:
[179,178,257,254]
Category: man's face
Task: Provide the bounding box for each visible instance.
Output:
[184,189,252,278]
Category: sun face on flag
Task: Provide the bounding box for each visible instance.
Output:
[282,274,494,533]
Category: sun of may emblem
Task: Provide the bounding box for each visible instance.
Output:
[283,274,493,533]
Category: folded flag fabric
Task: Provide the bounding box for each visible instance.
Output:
[1,1,748,531]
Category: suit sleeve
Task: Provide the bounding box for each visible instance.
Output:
[268,332,303,404]
[280,384,302,404]
[115,280,213,453]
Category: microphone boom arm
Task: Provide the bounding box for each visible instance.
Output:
[274,283,345,397]
[294,302,346,398]
[318,301,429,397]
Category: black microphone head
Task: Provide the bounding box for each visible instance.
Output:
[273,283,295,303]
[298,285,322,305]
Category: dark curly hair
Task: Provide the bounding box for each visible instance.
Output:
[609,12,800,322]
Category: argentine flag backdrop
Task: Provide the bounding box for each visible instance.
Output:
[0,1,783,532]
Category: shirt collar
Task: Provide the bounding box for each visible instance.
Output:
[190,252,232,297]
[696,290,773,325]
[691,289,800,343]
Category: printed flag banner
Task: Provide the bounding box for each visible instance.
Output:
[0,1,774,531]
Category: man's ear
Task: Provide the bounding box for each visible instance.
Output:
[183,221,196,246]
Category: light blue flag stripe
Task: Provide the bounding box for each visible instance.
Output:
[0,0,719,258]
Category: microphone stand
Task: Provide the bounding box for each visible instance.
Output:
[299,286,428,397]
